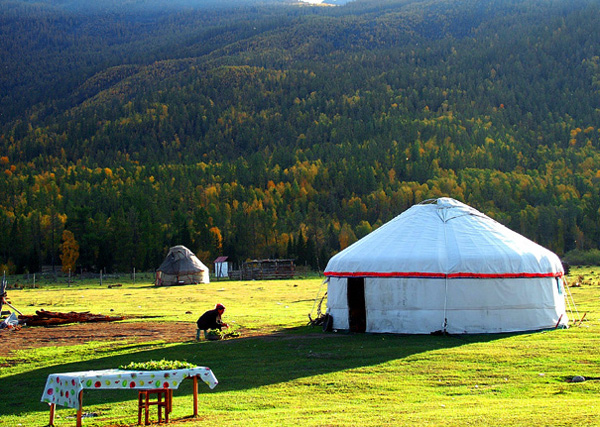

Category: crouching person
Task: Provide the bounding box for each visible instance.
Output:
[196,303,228,340]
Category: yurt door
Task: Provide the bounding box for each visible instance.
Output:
[347,277,366,332]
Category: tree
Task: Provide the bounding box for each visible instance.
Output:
[60,229,79,273]
[209,226,223,258]
[338,223,357,250]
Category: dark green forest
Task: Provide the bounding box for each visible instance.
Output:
[2,0,600,274]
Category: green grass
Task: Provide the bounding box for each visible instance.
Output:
[1,269,599,426]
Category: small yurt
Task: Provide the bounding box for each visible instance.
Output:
[324,198,568,334]
[156,245,210,286]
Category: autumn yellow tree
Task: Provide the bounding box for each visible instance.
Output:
[338,223,357,250]
[210,226,223,254]
[60,230,79,273]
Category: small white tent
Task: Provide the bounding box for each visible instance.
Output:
[156,245,210,286]
[324,198,568,334]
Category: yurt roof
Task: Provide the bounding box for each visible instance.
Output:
[157,245,207,275]
[324,198,563,279]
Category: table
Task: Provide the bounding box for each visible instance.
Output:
[41,367,218,426]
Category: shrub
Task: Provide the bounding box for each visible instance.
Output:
[563,249,600,266]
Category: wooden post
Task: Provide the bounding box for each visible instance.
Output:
[76,390,83,427]
[49,403,56,427]
[2,300,22,315]
[145,391,150,425]
[193,375,199,417]
[0,274,5,314]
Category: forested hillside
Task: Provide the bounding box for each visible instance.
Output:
[2,0,600,274]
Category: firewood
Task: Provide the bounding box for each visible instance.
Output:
[18,310,124,327]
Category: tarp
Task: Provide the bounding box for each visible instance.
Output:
[41,367,218,409]
[324,198,568,334]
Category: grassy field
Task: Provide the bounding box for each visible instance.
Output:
[1,268,599,427]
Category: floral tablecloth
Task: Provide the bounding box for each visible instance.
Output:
[41,367,218,409]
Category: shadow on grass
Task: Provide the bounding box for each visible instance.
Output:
[0,326,514,417]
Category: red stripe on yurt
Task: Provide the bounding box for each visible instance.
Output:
[323,271,563,279]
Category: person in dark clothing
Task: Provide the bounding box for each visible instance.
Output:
[196,303,228,340]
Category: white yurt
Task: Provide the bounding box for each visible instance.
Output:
[324,198,569,334]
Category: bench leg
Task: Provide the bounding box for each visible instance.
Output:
[145,391,150,425]
[166,389,172,422]
[158,392,163,423]
[138,391,143,425]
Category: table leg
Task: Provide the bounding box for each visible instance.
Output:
[76,390,83,427]
[193,376,199,417]
[49,403,56,426]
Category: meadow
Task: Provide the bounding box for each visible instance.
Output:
[1,268,599,427]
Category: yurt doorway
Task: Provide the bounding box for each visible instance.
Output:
[347,277,366,332]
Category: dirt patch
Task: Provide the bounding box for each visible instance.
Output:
[0,321,331,360]
[0,321,199,358]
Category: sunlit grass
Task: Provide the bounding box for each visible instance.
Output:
[6,276,326,328]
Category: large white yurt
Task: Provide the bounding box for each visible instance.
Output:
[324,198,569,334]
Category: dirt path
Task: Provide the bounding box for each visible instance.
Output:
[0,321,198,358]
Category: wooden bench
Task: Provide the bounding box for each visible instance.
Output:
[137,388,172,425]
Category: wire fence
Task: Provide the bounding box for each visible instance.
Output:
[1,270,158,288]
[1,265,323,289]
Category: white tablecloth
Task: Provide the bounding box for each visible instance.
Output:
[41,367,218,408]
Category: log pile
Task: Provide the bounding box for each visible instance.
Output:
[18,310,124,327]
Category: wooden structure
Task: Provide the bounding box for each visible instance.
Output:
[214,256,229,279]
[138,389,172,425]
[231,259,295,280]
[0,277,7,316]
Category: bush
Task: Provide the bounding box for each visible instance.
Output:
[563,249,600,266]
